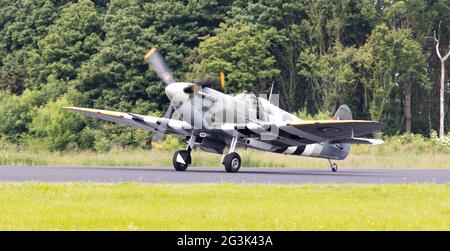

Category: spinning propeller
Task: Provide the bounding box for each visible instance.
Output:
[144,48,176,145]
[144,48,225,147]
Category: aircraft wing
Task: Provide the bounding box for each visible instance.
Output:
[63,107,193,137]
[219,120,385,146]
[64,107,384,147]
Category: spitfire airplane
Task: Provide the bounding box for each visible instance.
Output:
[64,48,385,173]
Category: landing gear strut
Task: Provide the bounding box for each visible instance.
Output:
[172,136,195,171]
[328,159,338,172]
[222,137,241,173]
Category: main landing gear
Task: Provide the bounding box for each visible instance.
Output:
[222,137,241,173]
[172,135,242,173]
[172,135,336,174]
[172,136,195,171]
[328,159,338,172]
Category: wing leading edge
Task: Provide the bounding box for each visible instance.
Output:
[63,107,192,137]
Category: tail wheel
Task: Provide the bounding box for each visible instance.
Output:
[173,150,191,171]
[223,152,241,173]
[331,163,338,172]
[328,159,338,172]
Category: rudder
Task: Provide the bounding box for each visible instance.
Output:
[333,104,352,120]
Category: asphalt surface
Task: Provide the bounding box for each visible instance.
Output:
[0,166,449,184]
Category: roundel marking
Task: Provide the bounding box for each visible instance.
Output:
[318,127,340,133]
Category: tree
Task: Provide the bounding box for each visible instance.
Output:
[0,0,68,93]
[299,43,358,113]
[27,0,102,88]
[27,95,86,151]
[0,90,45,142]
[191,24,280,93]
[224,0,307,111]
[357,24,427,134]
[433,23,450,139]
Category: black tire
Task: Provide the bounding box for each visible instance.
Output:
[172,150,191,171]
[223,152,241,173]
[331,163,338,172]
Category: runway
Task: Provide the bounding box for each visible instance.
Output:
[0,166,449,184]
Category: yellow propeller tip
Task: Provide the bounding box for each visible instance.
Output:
[220,71,225,89]
[144,48,157,61]
[151,141,163,150]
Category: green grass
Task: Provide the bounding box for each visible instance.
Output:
[0,182,448,230]
[1,132,450,168]
[1,147,449,168]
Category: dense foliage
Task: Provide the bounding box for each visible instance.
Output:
[0,0,449,151]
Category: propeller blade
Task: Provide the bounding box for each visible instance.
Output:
[144,48,175,85]
[163,103,175,119]
[153,131,166,144]
[196,72,225,90]
[151,104,175,149]
[151,138,164,149]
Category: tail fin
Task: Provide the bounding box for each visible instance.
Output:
[333,104,352,120]
[327,104,352,160]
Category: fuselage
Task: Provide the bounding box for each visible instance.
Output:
[165,82,300,127]
[165,82,351,160]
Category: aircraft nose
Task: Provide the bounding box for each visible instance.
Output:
[165,82,191,100]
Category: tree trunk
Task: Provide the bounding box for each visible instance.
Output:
[433,25,450,140]
[439,60,445,139]
[405,82,412,133]
[428,86,433,134]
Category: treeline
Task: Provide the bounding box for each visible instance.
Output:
[0,0,449,151]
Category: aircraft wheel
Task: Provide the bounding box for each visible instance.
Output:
[331,162,338,172]
[223,152,241,173]
[173,150,191,171]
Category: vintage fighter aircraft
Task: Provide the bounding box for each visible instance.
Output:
[64,48,385,173]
